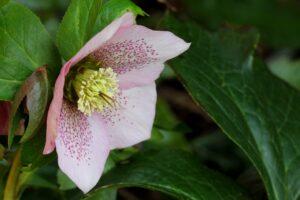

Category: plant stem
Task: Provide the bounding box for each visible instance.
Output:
[4,149,21,200]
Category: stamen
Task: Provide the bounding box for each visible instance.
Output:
[72,67,119,116]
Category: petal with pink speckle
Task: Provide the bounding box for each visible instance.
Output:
[99,83,156,149]
[91,25,191,89]
[55,101,110,193]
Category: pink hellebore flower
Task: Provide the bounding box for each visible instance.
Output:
[43,12,190,193]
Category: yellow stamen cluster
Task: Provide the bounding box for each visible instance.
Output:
[72,67,119,116]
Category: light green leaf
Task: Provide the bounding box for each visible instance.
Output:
[57,170,76,191]
[165,15,300,200]
[57,0,145,61]
[92,0,145,35]
[85,150,250,200]
[268,57,300,91]
[0,2,61,100]
[56,0,102,60]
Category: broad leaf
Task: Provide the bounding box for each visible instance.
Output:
[85,150,250,200]
[56,0,103,60]
[0,2,60,100]
[182,0,300,48]
[165,15,300,200]
[92,0,145,35]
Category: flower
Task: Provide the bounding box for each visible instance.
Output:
[43,12,190,193]
[0,101,11,135]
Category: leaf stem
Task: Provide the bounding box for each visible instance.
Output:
[4,149,21,200]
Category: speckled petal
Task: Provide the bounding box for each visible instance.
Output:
[44,12,135,154]
[99,83,156,149]
[55,101,110,193]
[91,25,191,89]
[0,101,10,135]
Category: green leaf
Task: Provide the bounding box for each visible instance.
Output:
[56,0,103,60]
[57,0,145,61]
[21,129,56,170]
[86,150,250,200]
[92,0,145,35]
[0,2,61,100]
[268,57,300,91]
[83,188,116,200]
[183,0,300,48]
[8,67,50,147]
[164,15,300,200]
[57,170,76,191]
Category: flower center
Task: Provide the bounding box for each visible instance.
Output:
[71,67,119,116]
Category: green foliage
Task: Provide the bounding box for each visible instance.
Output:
[0,2,60,100]
[183,0,300,48]
[0,0,8,7]
[21,130,56,170]
[92,0,145,35]
[86,150,250,200]
[57,170,76,190]
[165,14,300,200]
[84,188,116,200]
[56,0,102,60]
[2,0,300,199]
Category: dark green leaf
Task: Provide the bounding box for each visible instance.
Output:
[86,150,250,200]
[56,0,103,60]
[0,2,61,100]
[165,15,300,200]
[84,188,116,200]
[21,129,56,170]
[182,0,300,48]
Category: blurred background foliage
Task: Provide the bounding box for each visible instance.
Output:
[1,0,300,199]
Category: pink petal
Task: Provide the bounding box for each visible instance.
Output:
[55,101,110,193]
[99,83,156,149]
[44,12,135,154]
[0,101,11,135]
[91,25,191,89]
